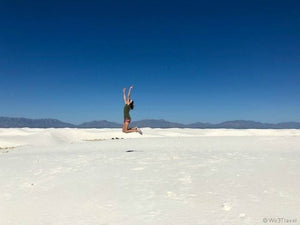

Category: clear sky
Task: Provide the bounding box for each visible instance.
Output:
[0,0,299,124]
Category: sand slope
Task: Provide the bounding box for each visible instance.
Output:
[1,128,299,225]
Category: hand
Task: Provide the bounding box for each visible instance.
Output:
[129,85,134,89]
[123,88,126,93]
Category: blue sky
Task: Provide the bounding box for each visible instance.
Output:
[0,0,299,124]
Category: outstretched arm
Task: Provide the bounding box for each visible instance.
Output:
[123,88,127,104]
[127,85,133,100]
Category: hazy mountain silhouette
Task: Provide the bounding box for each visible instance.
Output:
[131,119,185,128]
[0,117,299,129]
[0,117,74,128]
[78,120,121,128]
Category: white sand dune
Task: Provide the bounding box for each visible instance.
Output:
[1,128,299,225]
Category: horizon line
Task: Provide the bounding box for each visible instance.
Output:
[0,116,299,125]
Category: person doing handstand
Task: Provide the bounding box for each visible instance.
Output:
[122,86,143,135]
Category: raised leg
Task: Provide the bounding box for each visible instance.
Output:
[122,122,138,133]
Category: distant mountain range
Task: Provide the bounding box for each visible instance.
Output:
[0,117,299,129]
[0,117,75,128]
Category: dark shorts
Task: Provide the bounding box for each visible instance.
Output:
[124,118,131,123]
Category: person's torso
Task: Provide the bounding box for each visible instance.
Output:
[123,104,131,119]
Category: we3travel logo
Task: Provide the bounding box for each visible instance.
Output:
[263,217,297,224]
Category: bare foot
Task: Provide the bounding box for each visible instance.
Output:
[137,128,143,135]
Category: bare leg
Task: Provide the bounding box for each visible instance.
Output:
[122,122,138,133]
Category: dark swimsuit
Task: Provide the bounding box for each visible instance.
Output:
[123,104,131,123]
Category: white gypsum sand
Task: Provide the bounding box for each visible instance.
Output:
[0,128,300,225]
